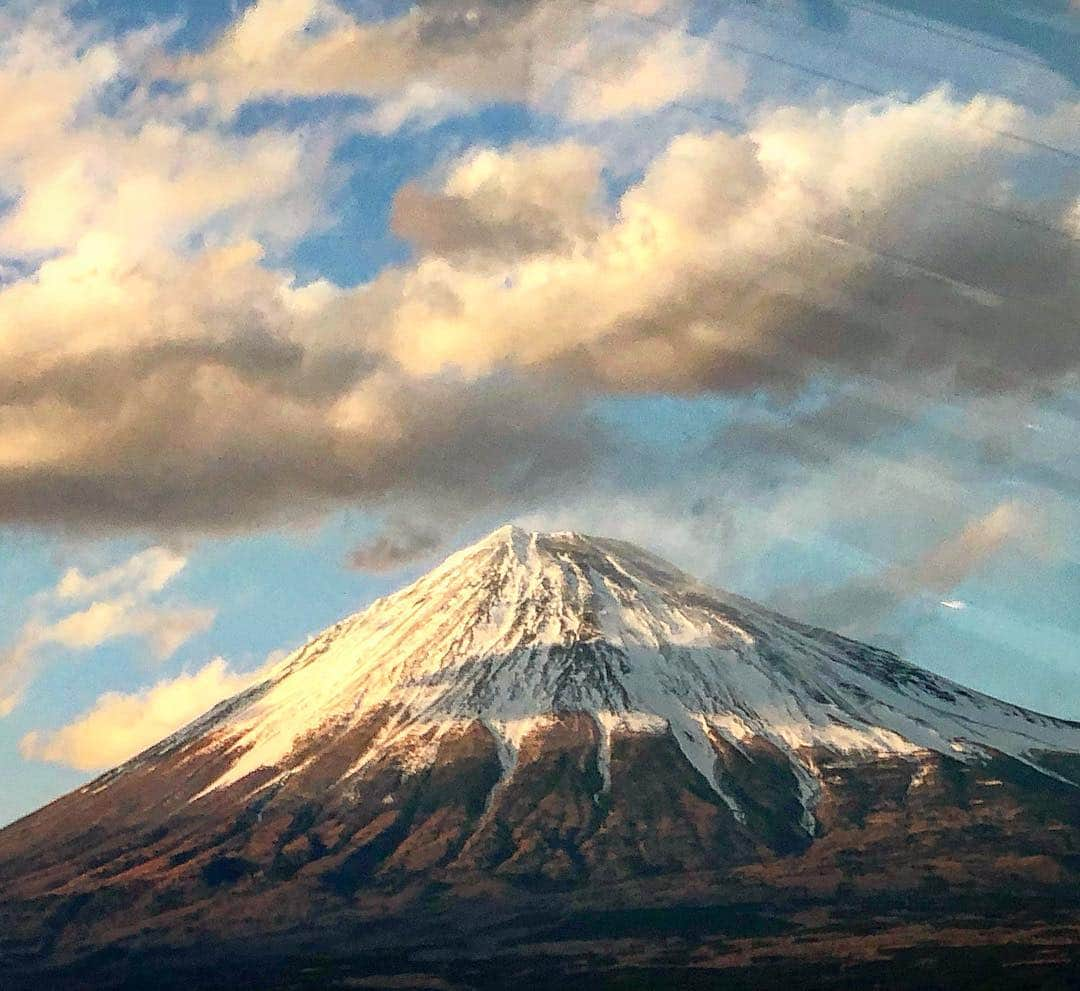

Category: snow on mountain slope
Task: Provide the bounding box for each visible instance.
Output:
[112,526,1080,809]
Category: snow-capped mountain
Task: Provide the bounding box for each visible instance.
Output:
[3,527,1079,988]
[136,525,1079,808]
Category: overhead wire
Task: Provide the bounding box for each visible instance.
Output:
[580,0,1080,163]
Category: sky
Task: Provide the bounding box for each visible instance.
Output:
[0,0,1078,826]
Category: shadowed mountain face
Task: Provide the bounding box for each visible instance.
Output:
[2,528,1079,989]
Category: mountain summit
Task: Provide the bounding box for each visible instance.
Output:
[3,527,1079,988]
[136,525,1079,811]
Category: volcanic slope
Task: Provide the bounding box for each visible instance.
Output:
[2,526,1079,988]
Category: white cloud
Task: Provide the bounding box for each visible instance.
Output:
[172,0,577,117]
[0,8,329,263]
[0,8,123,157]
[0,546,215,715]
[35,597,215,659]
[173,1,741,132]
[562,26,743,122]
[374,89,1075,396]
[55,546,188,601]
[0,7,601,533]
[390,140,604,261]
[19,657,261,771]
[358,81,472,135]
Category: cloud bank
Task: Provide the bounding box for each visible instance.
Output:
[0,3,1074,597]
[1,61,1075,535]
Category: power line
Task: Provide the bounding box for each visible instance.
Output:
[580,0,1080,164]
[717,0,1062,117]
[536,12,1080,326]
[513,14,1080,430]
[838,0,1066,71]
[562,33,1077,245]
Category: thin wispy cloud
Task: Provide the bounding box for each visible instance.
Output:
[0,547,215,716]
[776,501,1049,636]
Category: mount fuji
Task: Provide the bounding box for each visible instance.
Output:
[3,527,1079,989]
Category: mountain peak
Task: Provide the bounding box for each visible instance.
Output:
[463,523,621,557]
[107,528,1080,812]
[474,522,531,545]
[449,524,691,589]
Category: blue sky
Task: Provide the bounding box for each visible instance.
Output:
[0,0,1078,825]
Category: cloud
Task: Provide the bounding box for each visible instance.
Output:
[172,0,575,117]
[173,1,742,131]
[358,80,473,135]
[561,23,744,122]
[0,343,600,530]
[0,546,215,714]
[18,657,259,771]
[55,546,188,600]
[0,4,604,535]
[0,5,1074,546]
[376,91,1078,394]
[0,120,323,260]
[0,7,123,158]
[347,522,443,572]
[0,10,330,262]
[35,598,216,658]
[1,88,1076,534]
[778,501,1048,634]
[390,140,604,261]
[901,502,1048,589]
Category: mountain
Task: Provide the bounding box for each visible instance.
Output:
[3,527,1079,990]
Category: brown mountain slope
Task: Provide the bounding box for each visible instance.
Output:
[2,529,1078,989]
